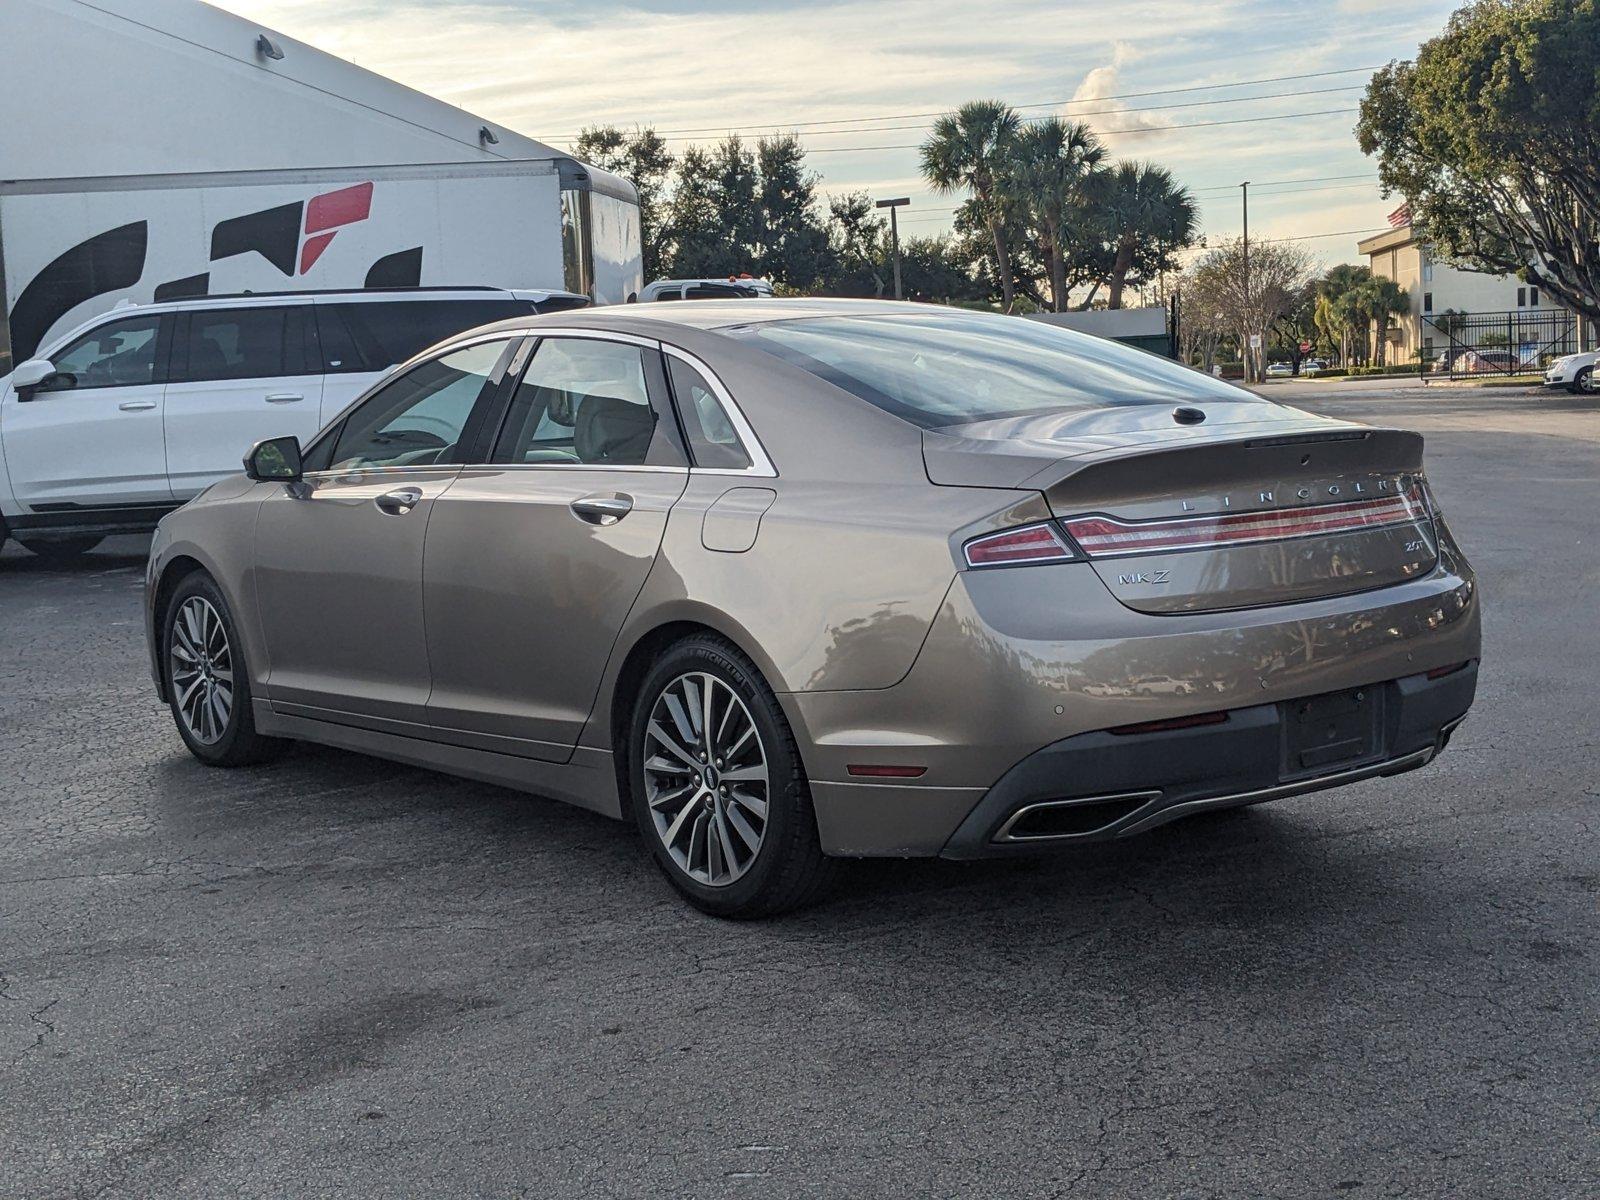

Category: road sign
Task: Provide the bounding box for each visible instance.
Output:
[1249,334,1263,350]
[1299,340,1311,352]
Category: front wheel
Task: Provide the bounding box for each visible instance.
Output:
[1572,367,1594,395]
[164,572,288,767]
[628,636,837,918]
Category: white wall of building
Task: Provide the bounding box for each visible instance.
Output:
[0,0,564,182]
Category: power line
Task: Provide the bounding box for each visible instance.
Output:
[798,107,1359,155]
[549,65,1382,140]
[645,84,1364,142]
[884,173,1380,218]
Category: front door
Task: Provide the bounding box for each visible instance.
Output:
[163,305,326,499]
[423,334,688,760]
[253,336,516,725]
[0,312,174,518]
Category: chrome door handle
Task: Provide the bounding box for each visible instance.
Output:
[374,486,424,514]
[118,400,157,412]
[265,392,304,403]
[569,493,634,525]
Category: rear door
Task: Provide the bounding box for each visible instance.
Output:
[163,304,325,499]
[1,312,174,514]
[422,333,688,760]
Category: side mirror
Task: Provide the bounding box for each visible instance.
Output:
[12,358,60,398]
[244,435,303,482]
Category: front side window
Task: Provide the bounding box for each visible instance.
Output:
[182,306,303,382]
[325,339,509,470]
[47,315,163,391]
[666,357,752,470]
[730,311,1262,429]
[492,338,664,467]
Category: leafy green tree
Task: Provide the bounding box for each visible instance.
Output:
[1093,162,1198,309]
[754,135,832,289]
[824,191,889,297]
[1357,276,1411,365]
[1356,0,1600,322]
[921,100,1023,311]
[1001,119,1106,311]
[572,125,675,282]
[1314,264,1375,366]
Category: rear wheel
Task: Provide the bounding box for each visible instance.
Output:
[18,535,103,560]
[163,572,288,767]
[629,635,837,918]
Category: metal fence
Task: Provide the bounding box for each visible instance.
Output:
[1420,309,1577,380]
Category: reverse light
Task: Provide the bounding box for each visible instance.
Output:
[1061,487,1429,559]
[962,522,1076,568]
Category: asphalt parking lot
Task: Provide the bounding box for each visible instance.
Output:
[3,384,1596,1199]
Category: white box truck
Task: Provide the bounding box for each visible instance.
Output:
[0,159,641,369]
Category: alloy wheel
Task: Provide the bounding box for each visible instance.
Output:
[170,596,234,745]
[641,671,770,886]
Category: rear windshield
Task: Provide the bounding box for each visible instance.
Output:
[728,311,1255,428]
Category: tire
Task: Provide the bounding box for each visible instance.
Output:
[162,571,288,767]
[627,635,838,918]
[1572,367,1594,395]
[18,534,103,560]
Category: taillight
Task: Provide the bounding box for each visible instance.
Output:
[1061,486,1429,559]
[962,522,1076,568]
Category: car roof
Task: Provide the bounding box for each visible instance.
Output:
[604,297,954,331]
[84,286,577,318]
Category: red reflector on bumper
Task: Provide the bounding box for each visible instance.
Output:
[1108,711,1229,736]
[1425,661,1469,680]
[847,764,928,778]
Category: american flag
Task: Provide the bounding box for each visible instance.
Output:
[1388,202,1412,228]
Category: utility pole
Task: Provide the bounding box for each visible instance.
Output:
[1241,181,1252,382]
[876,197,909,300]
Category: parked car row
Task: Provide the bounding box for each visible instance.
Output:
[0,287,587,557]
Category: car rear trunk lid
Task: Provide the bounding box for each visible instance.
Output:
[926,412,1439,614]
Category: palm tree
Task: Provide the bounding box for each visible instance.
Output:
[921,100,1022,311]
[1358,277,1410,366]
[1096,162,1197,309]
[1002,118,1105,311]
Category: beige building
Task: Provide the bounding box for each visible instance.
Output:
[1357,222,1550,365]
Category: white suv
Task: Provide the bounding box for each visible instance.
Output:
[0,287,585,559]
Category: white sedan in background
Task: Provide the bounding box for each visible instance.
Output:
[1543,350,1598,393]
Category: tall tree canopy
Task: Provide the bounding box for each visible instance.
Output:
[921,100,1023,311]
[1092,162,1198,310]
[1357,0,1600,321]
[1001,118,1105,311]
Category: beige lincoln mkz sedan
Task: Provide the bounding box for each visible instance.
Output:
[145,300,1480,916]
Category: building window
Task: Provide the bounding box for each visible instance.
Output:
[1423,292,1433,312]
[1517,287,1527,307]
[1531,287,1540,307]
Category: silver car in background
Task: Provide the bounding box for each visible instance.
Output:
[145,300,1480,916]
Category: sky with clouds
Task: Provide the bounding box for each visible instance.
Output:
[213,0,1462,270]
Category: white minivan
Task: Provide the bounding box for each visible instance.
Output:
[0,286,585,558]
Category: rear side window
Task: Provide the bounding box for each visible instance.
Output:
[730,311,1259,429]
[315,300,532,374]
[180,306,306,382]
[666,357,751,469]
[492,338,670,468]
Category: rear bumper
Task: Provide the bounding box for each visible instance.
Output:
[939,660,1476,858]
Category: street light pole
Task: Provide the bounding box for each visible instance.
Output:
[875,197,910,300]
[1241,181,1252,382]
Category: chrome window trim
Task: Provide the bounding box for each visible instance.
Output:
[660,344,777,479]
